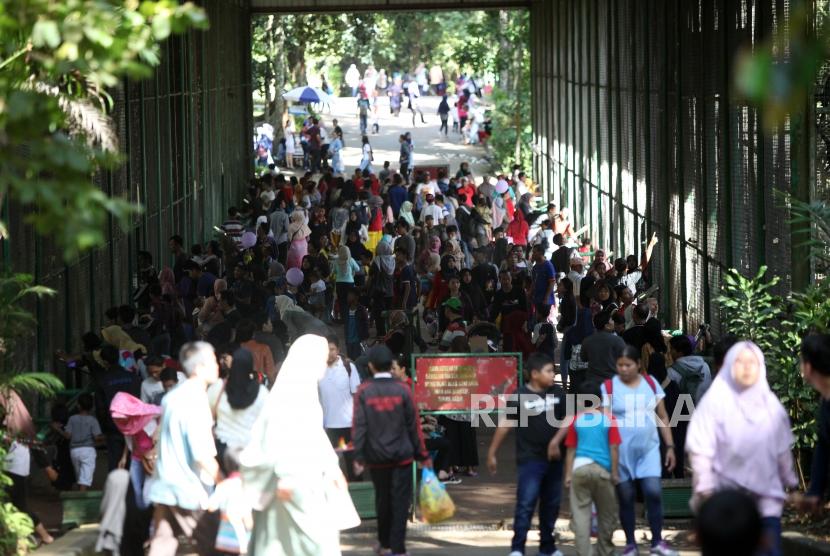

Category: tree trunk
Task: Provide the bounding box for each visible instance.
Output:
[498,10,511,91]
[511,20,524,166]
[514,100,522,164]
[271,16,286,138]
[263,16,276,128]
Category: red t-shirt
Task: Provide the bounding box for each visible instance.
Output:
[460,185,475,206]
[564,412,622,448]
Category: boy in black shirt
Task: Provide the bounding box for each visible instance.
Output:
[487,352,566,556]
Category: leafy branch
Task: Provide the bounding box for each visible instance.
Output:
[0,0,208,259]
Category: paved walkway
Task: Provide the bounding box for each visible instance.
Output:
[295,94,494,179]
[341,528,699,556]
[339,428,699,555]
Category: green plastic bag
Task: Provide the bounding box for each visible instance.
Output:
[419,468,455,523]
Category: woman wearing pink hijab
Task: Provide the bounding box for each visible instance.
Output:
[110,392,162,510]
[686,341,797,556]
[158,267,178,298]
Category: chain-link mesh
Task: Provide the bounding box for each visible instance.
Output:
[531,0,806,331]
[0,0,252,373]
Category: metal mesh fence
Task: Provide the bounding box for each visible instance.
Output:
[530,0,805,331]
[0,0,252,374]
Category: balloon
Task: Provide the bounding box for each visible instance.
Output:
[241,231,257,249]
[286,267,304,287]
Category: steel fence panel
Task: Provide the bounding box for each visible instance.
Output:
[530,0,805,330]
[0,0,252,373]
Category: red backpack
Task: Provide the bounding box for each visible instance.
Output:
[604,374,657,396]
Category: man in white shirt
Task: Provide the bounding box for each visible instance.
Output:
[420,193,444,224]
[415,179,438,199]
[568,255,585,298]
[406,79,421,101]
[406,79,425,125]
[320,333,361,478]
[141,355,187,405]
[320,333,361,444]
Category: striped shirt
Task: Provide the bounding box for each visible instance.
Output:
[221,219,244,243]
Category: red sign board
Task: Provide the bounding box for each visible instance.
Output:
[414,355,520,412]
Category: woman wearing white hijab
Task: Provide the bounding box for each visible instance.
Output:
[686,341,796,556]
[240,334,358,555]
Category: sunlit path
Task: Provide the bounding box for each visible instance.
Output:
[284,95,493,179]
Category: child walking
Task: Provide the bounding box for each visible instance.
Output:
[487,352,566,556]
[602,345,678,556]
[563,380,621,556]
[53,393,103,491]
[352,345,431,556]
[206,448,252,555]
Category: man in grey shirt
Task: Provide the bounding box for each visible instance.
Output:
[581,311,626,382]
[394,220,417,262]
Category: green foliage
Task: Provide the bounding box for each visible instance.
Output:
[489,88,532,171]
[253,10,532,171]
[0,2,208,549]
[717,266,782,350]
[0,274,63,554]
[0,482,34,556]
[0,0,208,259]
[0,274,56,373]
[717,265,822,485]
[781,190,830,274]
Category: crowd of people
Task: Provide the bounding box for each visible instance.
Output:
[349,64,492,146]
[257,63,491,171]
[4,98,830,556]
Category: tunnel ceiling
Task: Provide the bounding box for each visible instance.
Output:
[250,0,530,14]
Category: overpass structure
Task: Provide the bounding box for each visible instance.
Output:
[1,0,817,370]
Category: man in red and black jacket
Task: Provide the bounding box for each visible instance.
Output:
[352,344,430,556]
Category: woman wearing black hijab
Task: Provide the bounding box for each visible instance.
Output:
[208,348,269,471]
[460,268,488,320]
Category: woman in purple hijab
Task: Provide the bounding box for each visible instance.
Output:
[686,341,797,556]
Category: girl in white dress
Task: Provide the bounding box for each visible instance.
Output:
[284,119,295,169]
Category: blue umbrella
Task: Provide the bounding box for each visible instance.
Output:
[282,86,332,104]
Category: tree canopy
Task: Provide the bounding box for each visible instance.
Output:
[252,9,531,170]
[0,0,207,259]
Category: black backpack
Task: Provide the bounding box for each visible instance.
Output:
[371,264,395,297]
